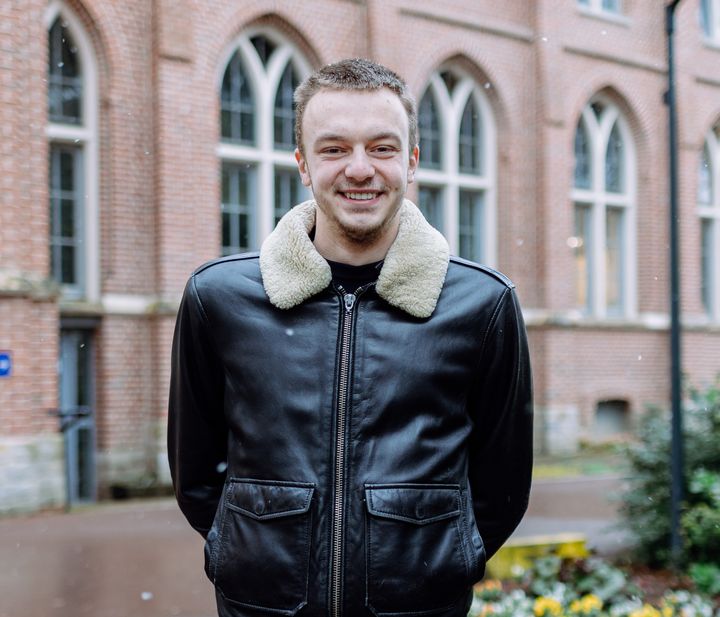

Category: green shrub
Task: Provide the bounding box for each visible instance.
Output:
[619,379,720,566]
[689,562,720,597]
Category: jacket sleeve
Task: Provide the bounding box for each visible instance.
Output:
[167,274,228,538]
[468,285,533,560]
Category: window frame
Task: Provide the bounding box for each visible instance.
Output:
[700,0,720,43]
[699,128,720,320]
[45,2,99,302]
[570,97,637,319]
[576,0,631,26]
[415,68,497,266]
[216,29,311,253]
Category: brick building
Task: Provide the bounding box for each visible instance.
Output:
[1,0,719,513]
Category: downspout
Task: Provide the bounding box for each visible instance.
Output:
[665,0,684,567]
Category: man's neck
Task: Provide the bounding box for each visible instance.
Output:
[313,218,399,265]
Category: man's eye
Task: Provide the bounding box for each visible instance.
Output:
[322,147,343,155]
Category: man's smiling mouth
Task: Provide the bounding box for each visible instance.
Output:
[344,192,378,200]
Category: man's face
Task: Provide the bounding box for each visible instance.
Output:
[295,88,419,246]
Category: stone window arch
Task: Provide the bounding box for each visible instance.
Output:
[217,29,312,255]
[571,96,637,319]
[45,1,100,301]
[699,125,720,319]
[416,67,496,265]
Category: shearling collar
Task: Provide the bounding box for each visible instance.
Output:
[259,200,450,318]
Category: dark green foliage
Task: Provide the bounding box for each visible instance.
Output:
[689,562,720,597]
[619,379,720,566]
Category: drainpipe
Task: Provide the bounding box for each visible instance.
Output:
[665,0,684,566]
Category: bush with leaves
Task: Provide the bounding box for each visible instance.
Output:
[619,379,720,567]
[690,562,720,597]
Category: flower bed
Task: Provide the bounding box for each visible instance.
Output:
[470,557,720,617]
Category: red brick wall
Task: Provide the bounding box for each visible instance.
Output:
[2,0,720,509]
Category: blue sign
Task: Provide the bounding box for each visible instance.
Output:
[0,352,11,378]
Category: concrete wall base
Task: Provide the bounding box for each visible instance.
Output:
[0,433,64,515]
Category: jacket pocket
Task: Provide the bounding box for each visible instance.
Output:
[364,483,473,616]
[212,478,314,615]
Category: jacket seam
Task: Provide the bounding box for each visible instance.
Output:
[477,287,511,366]
[193,252,260,276]
[190,273,227,375]
[448,257,516,289]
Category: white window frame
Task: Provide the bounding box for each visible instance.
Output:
[45,1,100,303]
[570,97,637,320]
[216,29,311,249]
[699,129,720,320]
[416,69,497,266]
[576,0,629,24]
[701,0,720,43]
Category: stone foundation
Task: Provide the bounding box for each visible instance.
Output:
[0,433,64,515]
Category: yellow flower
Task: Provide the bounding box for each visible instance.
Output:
[629,605,662,617]
[568,594,602,616]
[534,596,564,617]
[581,595,602,611]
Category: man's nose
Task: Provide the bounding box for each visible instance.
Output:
[344,148,375,182]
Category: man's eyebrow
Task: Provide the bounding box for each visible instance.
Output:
[313,131,403,144]
[368,132,402,143]
[314,133,346,144]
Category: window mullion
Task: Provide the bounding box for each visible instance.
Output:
[444,101,459,254]
[594,197,607,318]
[75,148,85,294]
[257,72,274,243]
[445,179,459,256]
[713,217,720,320]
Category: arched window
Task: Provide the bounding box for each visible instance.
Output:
[701,0,720,41]
[416,68,496,265]
[45,4,99,301]
[699,127,720,319]
[217,30,311,256]
[571,98,636,318]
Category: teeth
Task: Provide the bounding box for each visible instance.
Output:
[345,192,375,200]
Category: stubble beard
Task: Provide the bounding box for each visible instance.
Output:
[304,166,407,245]
[315,191,404,246]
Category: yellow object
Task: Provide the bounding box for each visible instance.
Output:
[534,596,564,617]
[485,534,589,580]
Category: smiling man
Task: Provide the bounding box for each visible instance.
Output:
[296,86,417,260]
[168,59,533,617]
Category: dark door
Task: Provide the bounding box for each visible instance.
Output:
[59,329,96,503]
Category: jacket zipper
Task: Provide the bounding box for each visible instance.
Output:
[330,285,366,617]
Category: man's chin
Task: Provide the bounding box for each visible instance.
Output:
[338,221,384,244]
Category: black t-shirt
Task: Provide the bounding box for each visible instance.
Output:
[327,259,383,294]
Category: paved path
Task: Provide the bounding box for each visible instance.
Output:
[0,475,628,617]
[0,499,215,617]
[512,475,631,555]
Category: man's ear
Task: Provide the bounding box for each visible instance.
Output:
[295,149,312,187]
[407,145,419,184]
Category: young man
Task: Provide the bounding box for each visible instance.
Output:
[168,58,532,617]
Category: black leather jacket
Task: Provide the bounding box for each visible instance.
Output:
[168,201,533,617]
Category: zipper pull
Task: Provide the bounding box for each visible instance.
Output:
[344,293,356,313]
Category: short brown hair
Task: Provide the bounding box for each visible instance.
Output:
[294,58,418,154]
